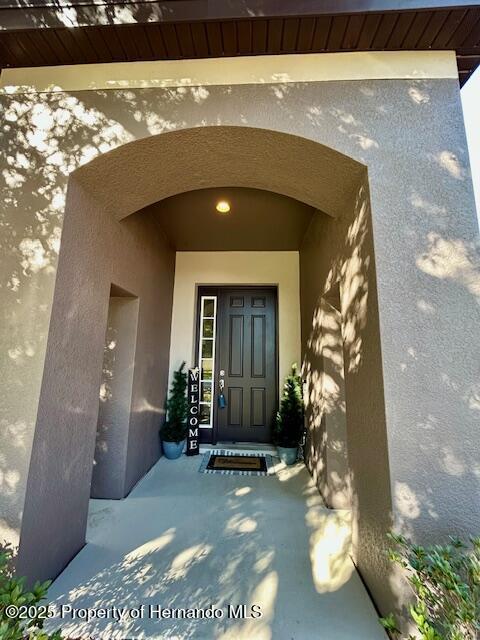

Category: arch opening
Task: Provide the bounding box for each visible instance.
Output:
[19,125,390,621]
[71,125,366,221]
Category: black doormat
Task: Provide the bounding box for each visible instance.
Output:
[199,450,275,476]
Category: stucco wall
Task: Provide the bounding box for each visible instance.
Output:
[15,181,175,581]
[300,175,393,613]
[309,287,351,511]
[168,251,301,393]
[0,53,479,620]
[91,295,139,500]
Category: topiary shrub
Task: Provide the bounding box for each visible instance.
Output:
[161,361,188,443]
[380,532,480,640]
[0,543,61,639]
[273,363,304,448]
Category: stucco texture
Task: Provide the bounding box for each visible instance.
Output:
[15,182,175,581]
[0,75,479,623]
[300,174,393,613]
[91,294,139,500]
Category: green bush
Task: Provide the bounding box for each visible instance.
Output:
[273,363,304,448]
[380,532,480,640]
[0,544,61,640]
[161,361,188,443]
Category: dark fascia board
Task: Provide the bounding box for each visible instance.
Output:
[1,0,480,30]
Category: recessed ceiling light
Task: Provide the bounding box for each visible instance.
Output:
[216,200,230,214]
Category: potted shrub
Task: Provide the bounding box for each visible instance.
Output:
[274,363,304,465]
[161,361,188,460]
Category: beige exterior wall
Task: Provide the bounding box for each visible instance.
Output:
[168,251,301,391]
[91,294,139,500]
[14,184,175,581]
[300,174,393,613]
[0,51,479,629]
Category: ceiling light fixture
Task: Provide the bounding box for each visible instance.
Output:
[216,200,230,214]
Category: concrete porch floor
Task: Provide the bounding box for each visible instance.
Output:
[47,456,387,640]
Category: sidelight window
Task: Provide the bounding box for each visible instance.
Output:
[198,295,217,428]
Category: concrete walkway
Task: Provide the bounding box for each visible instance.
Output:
[47,456,387,640]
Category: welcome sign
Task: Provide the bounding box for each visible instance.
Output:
[187,367,200,456]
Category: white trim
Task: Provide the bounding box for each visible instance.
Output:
[0,51,458,95]
[197,295,217,430]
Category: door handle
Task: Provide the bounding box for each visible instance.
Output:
[218,371,226,408]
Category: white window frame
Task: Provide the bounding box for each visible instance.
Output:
[197,295,217,429]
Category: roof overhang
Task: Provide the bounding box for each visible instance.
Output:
[1,1,479,85]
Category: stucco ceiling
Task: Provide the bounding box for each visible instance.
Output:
[73,127,364,221]
[144,187,316,251]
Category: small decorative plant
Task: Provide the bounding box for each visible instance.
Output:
[380,532,480,640]
[273,363,304,448]
[161,361,188,444]
[0,543,61,640]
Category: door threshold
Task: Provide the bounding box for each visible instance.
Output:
[200,442,277,456]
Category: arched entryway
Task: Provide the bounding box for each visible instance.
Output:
[17,126,391,619]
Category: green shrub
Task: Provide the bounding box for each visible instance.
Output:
[161,361,188,443]
[273,363,304,448]
[380,532,480,640]
[0,544,61,640]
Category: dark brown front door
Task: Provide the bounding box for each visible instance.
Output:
[215,287,277,443]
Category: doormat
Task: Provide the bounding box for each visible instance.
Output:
[199,450,275,476]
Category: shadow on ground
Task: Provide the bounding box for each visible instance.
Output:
[46,456,386,640]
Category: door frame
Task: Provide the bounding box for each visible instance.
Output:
[195,285,279,444]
